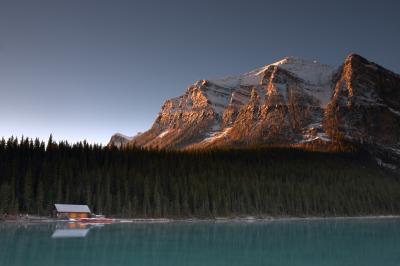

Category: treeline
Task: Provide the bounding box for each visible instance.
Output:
[0,136,399,218]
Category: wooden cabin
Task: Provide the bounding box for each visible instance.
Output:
[55,204,91,219]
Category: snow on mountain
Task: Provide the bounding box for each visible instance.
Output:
[271,57,336,85]
[157,130,171,138]
[273,57,337,107]
[209,68,262,88]
[108,133,133,148]
[210,57,336,86]
[210,57,337,108]
[114,133,133,141]
[109,54,400,169]
[110,55,341,148]
[202,127,232,143]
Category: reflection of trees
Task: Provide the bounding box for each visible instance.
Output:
[0,221,399,266]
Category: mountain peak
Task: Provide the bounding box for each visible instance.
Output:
[108,133,133,148]
[209,56,336,89]
[344,53,371,66]
[345,53,364,60]
[271,56,320,66]
[109,54,400,170]
[266,56,337,86]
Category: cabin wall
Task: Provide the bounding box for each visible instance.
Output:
[67,213,89,219]
[57,212,90,219]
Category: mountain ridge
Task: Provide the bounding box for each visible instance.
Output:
[109,54,400,169]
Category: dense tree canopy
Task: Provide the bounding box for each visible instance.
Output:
[0,136,399,218]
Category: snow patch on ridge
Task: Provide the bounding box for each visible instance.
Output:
[202,127,233,143]
[300,132,331,143]
[376,158,397,170]
[210,57,337,89]
[388,107,400,116]
[158,130,171,138]
[274,57,337,107]
[209,57,337,107]
[114,133,133,141]
[209,69,262,88]
[272,57,337,85]
[202,85,232,115]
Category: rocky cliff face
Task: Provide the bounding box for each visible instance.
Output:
[325,54,400,168]
[108,133,133,148]
[109,54,400,168]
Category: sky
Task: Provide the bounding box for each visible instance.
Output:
[1,0,399,145]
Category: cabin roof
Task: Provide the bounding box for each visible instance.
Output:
[55,204,91,213]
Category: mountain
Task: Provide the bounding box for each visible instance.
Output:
[108,133,133,148]
[109,54,400,169]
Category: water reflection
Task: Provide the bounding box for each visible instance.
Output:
[51,222,105,238]
[52,223,91,239]
[52,228,90,238]
[0,219,400,266]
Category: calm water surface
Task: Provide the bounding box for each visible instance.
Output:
[0,218,399,266]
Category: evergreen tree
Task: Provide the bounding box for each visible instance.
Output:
[0,135,399,218]
[0,182,11,214]
[23,169,34,213]
[36,181,44,215]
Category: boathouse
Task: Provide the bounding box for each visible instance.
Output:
[55,204,91,219]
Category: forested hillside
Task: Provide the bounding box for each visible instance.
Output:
[0,136,399,218]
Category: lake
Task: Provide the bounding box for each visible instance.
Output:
[0,218,399,266]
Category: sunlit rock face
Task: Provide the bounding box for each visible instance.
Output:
[325,54,400,168]
[108,133,133,148]
[109,54,400,168]
[326,54,400,143]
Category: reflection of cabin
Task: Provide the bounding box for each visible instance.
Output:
[51,219,92,238]
[55,204,91,219]
[52,228,90,238]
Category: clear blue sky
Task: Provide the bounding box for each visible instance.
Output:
[1,0,399,145]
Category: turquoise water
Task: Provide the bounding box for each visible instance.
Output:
[0,219,400,266]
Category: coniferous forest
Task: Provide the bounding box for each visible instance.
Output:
[0,136,400,218]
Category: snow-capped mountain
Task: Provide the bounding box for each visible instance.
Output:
[109,54,400,168]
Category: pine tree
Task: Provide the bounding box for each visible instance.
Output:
[153,187,162,217]
[36,181,44,215]
[47,134,54,151]
[23,169,34,213]
[0,182,11,214]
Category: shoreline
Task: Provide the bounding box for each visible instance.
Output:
[2,215,400,224]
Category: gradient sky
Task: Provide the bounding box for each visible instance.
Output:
[1,0,400,145]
